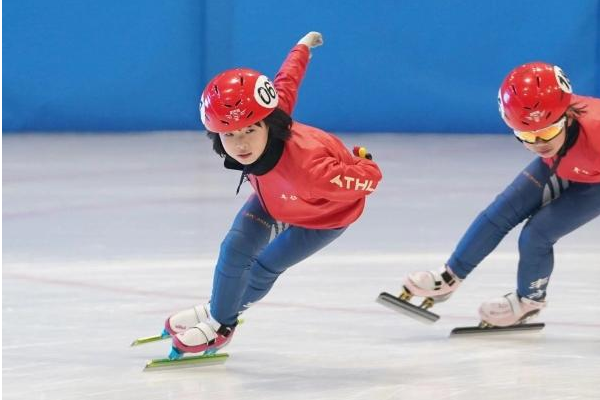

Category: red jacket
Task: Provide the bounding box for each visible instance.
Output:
[247,45,382,229]
[543,94,600,183]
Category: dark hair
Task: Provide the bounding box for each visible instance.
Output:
[549,102,587,174]
[566,102,588,120]
[206,108,292,157]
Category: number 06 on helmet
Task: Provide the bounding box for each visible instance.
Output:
[199,68,279,133]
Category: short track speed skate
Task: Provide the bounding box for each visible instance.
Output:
[131,319,243,370]
[451,293,546,336]
[377,287,441,324]
[131,327,230,370]
[378,266,461,323]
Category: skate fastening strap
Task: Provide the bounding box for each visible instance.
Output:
[441,270,456,286]
[217,325,235,337]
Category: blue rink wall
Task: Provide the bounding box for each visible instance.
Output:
[3,0,599,133]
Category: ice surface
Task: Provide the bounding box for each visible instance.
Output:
[3,132,599,400]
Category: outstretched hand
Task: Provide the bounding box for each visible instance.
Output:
[298,31,324,49]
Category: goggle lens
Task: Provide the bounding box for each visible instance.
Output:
[514,117,565,144]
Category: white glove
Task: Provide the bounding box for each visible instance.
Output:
[298,31,323,49]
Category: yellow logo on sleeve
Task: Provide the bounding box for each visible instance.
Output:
[329,175,375,191]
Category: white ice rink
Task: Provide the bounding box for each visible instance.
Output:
[3,132,599,400]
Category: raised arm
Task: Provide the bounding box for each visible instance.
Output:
[274,32,323,115]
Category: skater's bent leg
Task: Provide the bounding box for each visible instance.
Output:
[237,226,346,312]
[447,158,554,279]
[517,182,600,300]
[210,195,274,326]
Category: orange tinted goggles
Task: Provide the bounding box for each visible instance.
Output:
[513,117,566,144]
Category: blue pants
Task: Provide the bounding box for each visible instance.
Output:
[210,195,346,326]
[447,157,600,300]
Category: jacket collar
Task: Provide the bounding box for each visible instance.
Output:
[223,136,285,176]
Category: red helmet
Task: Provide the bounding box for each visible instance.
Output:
[498,62,572,131]
[199,68,279,133]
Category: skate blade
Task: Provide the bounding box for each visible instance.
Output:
[144,353,229,370]
[450,322,545,337]
[131,334,170,347]
[376,292,440,324]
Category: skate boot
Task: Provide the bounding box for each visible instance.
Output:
[169,316,236,360]
[129,303,211,348]
[450,292,547,336]
[479,292,546,328]
[402,264,462,303]
[164,303,210,336]
[377,265,461,324]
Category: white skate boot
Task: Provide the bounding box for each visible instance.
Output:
[170,316,236,360]
[164,303,210,336]
[479,292,546,327]
[377,265,462,324]
[403,265,462,303]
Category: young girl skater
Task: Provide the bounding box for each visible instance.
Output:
[396,62,600,328]
[165,32,382,357]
